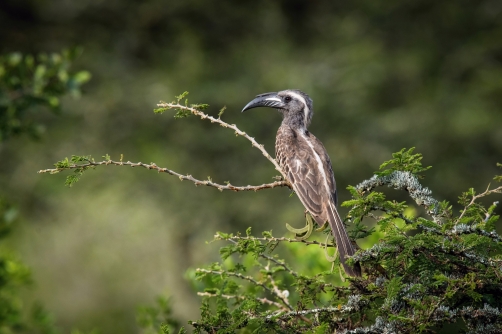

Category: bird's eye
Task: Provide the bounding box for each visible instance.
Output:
[284,96,292,102]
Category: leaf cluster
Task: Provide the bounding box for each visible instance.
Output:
[137,297,186,334]
[53,155,96,187]
[0,197,61,334]
[154,92,209,118]
[0,48,90,141]
[189,150,502,333]
[376,148,431,178]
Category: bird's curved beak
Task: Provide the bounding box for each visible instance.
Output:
[241,92,285,112]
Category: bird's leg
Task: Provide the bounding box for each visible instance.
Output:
[285,210,314,240]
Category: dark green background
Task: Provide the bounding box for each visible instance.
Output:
[1,0,501,332]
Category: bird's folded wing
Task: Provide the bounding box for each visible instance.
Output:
[281,145,328,220]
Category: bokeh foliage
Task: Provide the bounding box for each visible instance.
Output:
[0,49,90,141]
[0,49,88,333]
[1,0,501,332]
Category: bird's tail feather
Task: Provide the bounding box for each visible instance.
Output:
[326,202,361,277]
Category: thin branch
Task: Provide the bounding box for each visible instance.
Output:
[357,171,443,223]
[265,262,293,310]
[214,234,336,248]
[196,268,272,293]
[38,160,289,192]
[157,102,287,179]
[457,185,502,223]
[196,268,293,310]
[197,292,285,310]
[370,206,415,225]
[226,238,299,278]
[268,307,342,320]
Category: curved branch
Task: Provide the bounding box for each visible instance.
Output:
[356,171,442,223]
[457,185,502,223]
[156,102,287,179]
[38,160,290,192]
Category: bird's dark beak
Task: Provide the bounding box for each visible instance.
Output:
[241,92,285,112]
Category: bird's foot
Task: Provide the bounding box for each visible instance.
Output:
[285,213,314,240]
[315,221,329,232]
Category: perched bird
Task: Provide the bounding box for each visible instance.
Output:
[242,90,361,277]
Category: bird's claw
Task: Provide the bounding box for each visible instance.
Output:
[323,234,338,263]
[315,221,329,232]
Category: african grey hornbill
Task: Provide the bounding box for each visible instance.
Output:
[242,89,361,277]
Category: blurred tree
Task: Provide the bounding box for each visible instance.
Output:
[0,49,91,141]
[0,49,89,333]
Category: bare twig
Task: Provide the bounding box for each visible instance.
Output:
[157,102,287,179]
[38,160,289,192]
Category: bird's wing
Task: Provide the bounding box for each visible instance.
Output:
[310,134,338,206]
[276,128,361,276]
[277,133,328,221]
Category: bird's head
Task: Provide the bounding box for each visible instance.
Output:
[242,89,313,130]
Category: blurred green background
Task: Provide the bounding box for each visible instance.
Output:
[0,0,501,332]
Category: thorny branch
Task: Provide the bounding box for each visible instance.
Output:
[196,268,293,310]
[214,234,336,248]
[268,306,344,320]
[265,262,292,309]
[197,292,285,310]
[157,102,287,179]
[226,238,299,278]
[38,160,289,192]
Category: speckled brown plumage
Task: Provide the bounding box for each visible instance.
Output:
[275,124,361,277]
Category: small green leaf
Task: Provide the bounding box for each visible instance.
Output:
[218,106,226,118]
[73,70,91,84]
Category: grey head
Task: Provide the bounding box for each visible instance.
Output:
[242,89,314,130]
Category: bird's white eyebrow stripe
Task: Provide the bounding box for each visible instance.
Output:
[265,97,282,102]
[287,91,309,126]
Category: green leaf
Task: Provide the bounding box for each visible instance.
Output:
[175,91,189,102]
[73,70,91,84]
[376,147,431,177]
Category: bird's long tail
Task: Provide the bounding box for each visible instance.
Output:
[326,202,362,277]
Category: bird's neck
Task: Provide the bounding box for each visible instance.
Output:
[277,123,310,140]
[281,112,307,133]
